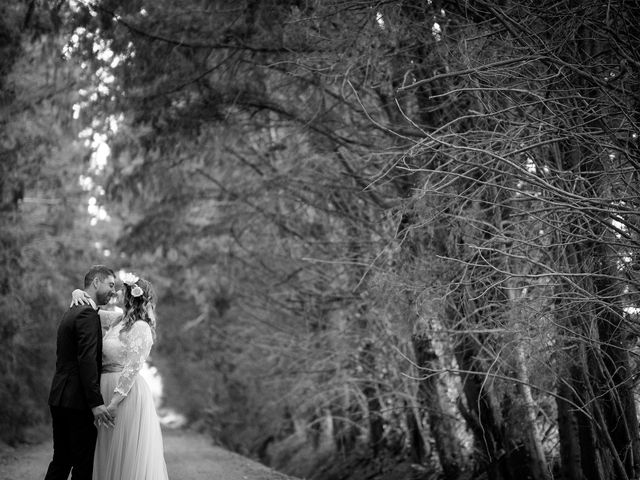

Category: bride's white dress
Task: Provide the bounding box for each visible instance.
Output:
[93,316,169,480]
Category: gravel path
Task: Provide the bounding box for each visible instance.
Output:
[0,428,296,480]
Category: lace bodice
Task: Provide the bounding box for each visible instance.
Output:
[99,308,123,334]
[102,320,154,397]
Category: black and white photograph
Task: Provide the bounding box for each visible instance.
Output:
[1,2,639,480]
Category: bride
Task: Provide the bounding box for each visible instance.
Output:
[72,273,168,480]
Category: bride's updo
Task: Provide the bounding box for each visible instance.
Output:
[121,275,157,340]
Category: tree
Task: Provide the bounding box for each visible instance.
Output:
[0,0,118,443]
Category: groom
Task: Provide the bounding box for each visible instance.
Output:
[44,265,117,480]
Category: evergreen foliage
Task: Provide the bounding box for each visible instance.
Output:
[0,1,117,444]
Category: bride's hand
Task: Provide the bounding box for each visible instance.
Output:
[106,398,122,421]
[70,289,92,307]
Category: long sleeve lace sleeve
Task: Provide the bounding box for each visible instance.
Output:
[114,321,153,397]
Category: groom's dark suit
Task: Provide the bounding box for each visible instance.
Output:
[45,305,104,480]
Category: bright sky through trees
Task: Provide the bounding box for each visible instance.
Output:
[65,5,128,228]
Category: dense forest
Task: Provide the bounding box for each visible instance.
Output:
[2,1,640,479]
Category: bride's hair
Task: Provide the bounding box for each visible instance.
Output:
[121,277,157,340]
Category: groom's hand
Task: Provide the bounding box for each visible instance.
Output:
[91,404,115,428]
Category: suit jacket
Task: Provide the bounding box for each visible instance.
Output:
[48,305,104,410]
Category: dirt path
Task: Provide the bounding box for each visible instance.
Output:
[0,428,296,480]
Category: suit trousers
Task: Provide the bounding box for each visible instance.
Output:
[44,405,97,480]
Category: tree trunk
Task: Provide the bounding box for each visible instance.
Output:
[510,345,551,480]
[506,285,551,480]
[359,341,384,454]
[406,403,426,464]
[445,298,511,480]
[555,241,627,480]
[593,242,640,478]
[412,330,463,477]
[552,114,639,478]
[557,376,585,480]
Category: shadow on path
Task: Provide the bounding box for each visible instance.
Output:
[0,428,297,480]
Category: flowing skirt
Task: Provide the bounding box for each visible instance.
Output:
[92,372,169,480]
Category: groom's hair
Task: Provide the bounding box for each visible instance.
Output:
[84,265,115,288]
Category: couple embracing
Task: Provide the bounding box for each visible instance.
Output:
[44,265,169,480]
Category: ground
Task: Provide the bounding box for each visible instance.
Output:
[0,427,297,480]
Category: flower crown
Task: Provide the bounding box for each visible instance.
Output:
[121,272,144,298]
